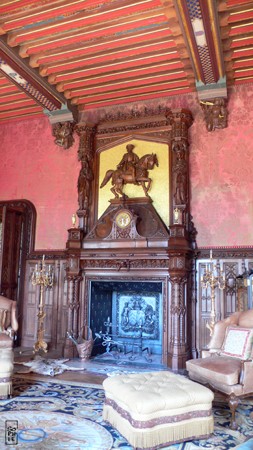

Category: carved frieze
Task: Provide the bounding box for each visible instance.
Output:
[98,105,170,122]
[81,259,169,269]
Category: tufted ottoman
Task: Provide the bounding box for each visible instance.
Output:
[103,371,214,450]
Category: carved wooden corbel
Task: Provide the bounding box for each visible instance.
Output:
[200,97,228,132]
[52,121,75,149]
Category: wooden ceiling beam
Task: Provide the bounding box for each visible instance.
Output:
[0,97,38,111]
[72,79,192,104]
[7,1,163,46]
[19,12,169,57]
[39,39,178,76]
[0,85,19,94]
[79,86,193,110]
[0,0,47,15]
[55,59,193,92]
[29,26,174,67]
[0,0,112,32]
[0,91,29,102]
[65,71,191,99]
[65,69,192,97]
[47,50,185,84]
[0,105,42,120]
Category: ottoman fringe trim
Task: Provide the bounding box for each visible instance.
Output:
[0,380,12,398]
[104,398,212,428]
[103,404,214,450]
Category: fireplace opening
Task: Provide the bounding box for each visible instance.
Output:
[89,280,163,363]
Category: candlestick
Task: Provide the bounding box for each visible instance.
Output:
[173,207,180,224]
[31,256,54,353]
[201,255,225,336]
[72,213,76,227]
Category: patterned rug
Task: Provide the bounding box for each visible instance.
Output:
[0,376,253,449]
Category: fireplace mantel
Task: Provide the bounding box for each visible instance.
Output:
[64,108,196,371]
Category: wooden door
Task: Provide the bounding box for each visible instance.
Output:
[0,206,23,299]
[0,201,36,344]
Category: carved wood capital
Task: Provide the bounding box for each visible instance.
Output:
[75,122,96,161]
[66,274,82,310]
[66,254,81,275]
[166,109,193,141]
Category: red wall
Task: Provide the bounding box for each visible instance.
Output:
[0,115,79,250]
[0,83,253,249]
[150,83,253,247]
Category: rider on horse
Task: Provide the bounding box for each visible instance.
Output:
[117,144,139,184]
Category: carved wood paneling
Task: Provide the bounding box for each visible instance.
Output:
[21,258,68,349]
[196,256,252,354]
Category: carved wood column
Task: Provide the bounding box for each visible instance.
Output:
[167,109,193,230]
[167,255,190,371]
[166,109,193,370]
[75,123,96,234]
[63,255,82,358]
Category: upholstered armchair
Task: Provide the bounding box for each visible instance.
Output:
[186,309,253,430]
[0,295,18,398]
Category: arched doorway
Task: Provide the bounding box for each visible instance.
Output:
[0,199,36,344]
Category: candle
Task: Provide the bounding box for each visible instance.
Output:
[42,254,45,261]
[210,249,212,259]
[174,208,179,223]
[72,213,76,227]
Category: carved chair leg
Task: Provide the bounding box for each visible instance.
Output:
[228,394,239,430]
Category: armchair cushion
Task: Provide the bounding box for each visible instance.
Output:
[186,356,242,386]
[221,326,253,360]
[0,308,8,332]
[0,333,13,349]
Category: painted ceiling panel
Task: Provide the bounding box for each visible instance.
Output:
[0,0,251,121]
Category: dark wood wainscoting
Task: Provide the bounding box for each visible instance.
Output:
[21,249,253,365]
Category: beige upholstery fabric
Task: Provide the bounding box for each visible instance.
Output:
[187,309,253,429]
[103,371,214,449]
[238,309,253,328]
[0,296,18,398]
[207,312,240,351]
[0,333,13,349]
[186,356,242,385]
[0,309,8,332]
[220,326,253,359]
[0,348,14,398]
